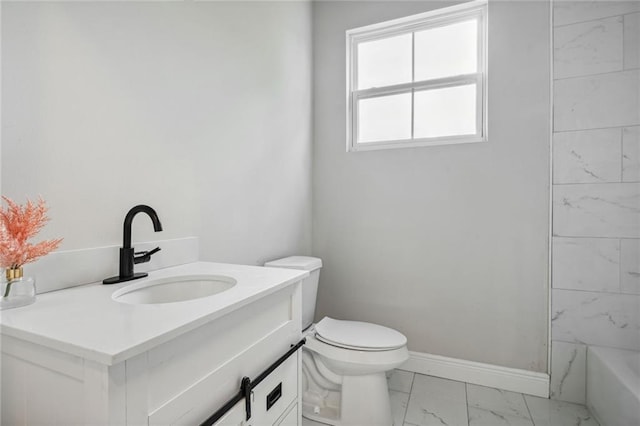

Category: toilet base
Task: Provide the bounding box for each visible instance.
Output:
[341,373,392,426]
[302,371,392,426]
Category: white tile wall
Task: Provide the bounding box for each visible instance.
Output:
[552,237,619,292]
[554,16,623,79]
[549,341,586,404]
[623,126,640,182]
[554,1,640,27]
[553,128,621,184]
[553,183,640,238]
[554,70,640,131]
[552,289,640,351]
[624,12,640,69]
[621,238,640,294]
[551,0,640,411]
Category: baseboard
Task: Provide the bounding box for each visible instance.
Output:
[400,351,549,398]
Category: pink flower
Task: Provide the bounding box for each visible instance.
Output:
[0,196,62,269]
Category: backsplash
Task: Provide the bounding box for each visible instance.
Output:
[550,0,640,404]
[24,237,199,294]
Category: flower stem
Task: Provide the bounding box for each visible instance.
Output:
[3,279,17,298]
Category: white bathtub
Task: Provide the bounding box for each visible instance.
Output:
[587,346,640,426]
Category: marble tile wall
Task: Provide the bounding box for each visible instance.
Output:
[551,0,640,405]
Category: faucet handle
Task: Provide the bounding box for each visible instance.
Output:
[146,246,162,257]
[134,246,161,264]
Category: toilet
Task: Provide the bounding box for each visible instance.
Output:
[264,256,409,426]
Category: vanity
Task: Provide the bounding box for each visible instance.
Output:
[0,262,307,425]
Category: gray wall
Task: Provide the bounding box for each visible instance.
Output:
[312,1,551,372]
[1,1,312,265]
[550,0,640,404]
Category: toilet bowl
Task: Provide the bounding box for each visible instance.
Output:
[302,317,408,425]
[263,257,409,426]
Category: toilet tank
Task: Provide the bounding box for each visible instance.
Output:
[264,256,322,330]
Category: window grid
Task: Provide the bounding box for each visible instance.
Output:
[346,0,487,152]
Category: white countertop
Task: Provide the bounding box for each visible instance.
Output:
[0,262,308,366]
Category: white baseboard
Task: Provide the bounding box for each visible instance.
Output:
[400,350,549,398]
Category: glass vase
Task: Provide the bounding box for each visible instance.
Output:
[1,267,36,310]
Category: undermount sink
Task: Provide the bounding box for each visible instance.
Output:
[112,275,237,304]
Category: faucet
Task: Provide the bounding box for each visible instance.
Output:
[103,205,163,284]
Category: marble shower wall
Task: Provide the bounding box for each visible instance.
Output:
[551,0,640,405]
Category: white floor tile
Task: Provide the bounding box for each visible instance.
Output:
[390,390,410,426]
[302,417,328,426]
[404,375,468,426]
[467,406,534,426]
[467,384,531,424]
[388,369,415,393]
[304,373,600,426]
[524,395,600,426]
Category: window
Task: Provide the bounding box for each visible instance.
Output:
[346,0,487,152]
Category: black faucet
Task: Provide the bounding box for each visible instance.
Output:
[103,205,163,284]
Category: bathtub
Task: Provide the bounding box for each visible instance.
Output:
[587,346,640,426]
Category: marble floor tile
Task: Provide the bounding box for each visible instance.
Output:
[305,373,601,426]
[466,384,532,424]
[301,418,328,426]
[524,395,600,426]
[404,375,468,426]
[388,369,415,393]
[391,390,410,426]
[467,406,533,426]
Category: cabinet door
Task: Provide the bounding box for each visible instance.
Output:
[211,400,245,426]
[275,403,298,426]
[250,354,298,425]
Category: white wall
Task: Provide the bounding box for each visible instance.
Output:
[312,0,551,372]
[1,1,312,265]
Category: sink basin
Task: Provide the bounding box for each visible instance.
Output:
[112,275,237,304]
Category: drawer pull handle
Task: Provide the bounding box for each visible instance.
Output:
[266,382,282,411]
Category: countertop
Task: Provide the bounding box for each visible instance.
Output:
[0,262,308,366]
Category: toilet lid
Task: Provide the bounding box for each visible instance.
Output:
[314,317,407,351]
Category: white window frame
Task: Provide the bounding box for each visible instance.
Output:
[346,0,488,152]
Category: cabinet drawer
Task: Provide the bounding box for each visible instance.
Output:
[275,403,298,426]
[251,352,298,425]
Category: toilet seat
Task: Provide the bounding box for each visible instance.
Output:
[315,317,407,351]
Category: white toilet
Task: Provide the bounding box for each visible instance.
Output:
[264,256,409,426]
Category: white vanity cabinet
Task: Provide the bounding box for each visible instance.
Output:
[1,279,303,426]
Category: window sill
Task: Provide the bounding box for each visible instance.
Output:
[348,135,487,152]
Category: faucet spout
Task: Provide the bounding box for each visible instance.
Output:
[123,205,163,249]
[103,205,163,285]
